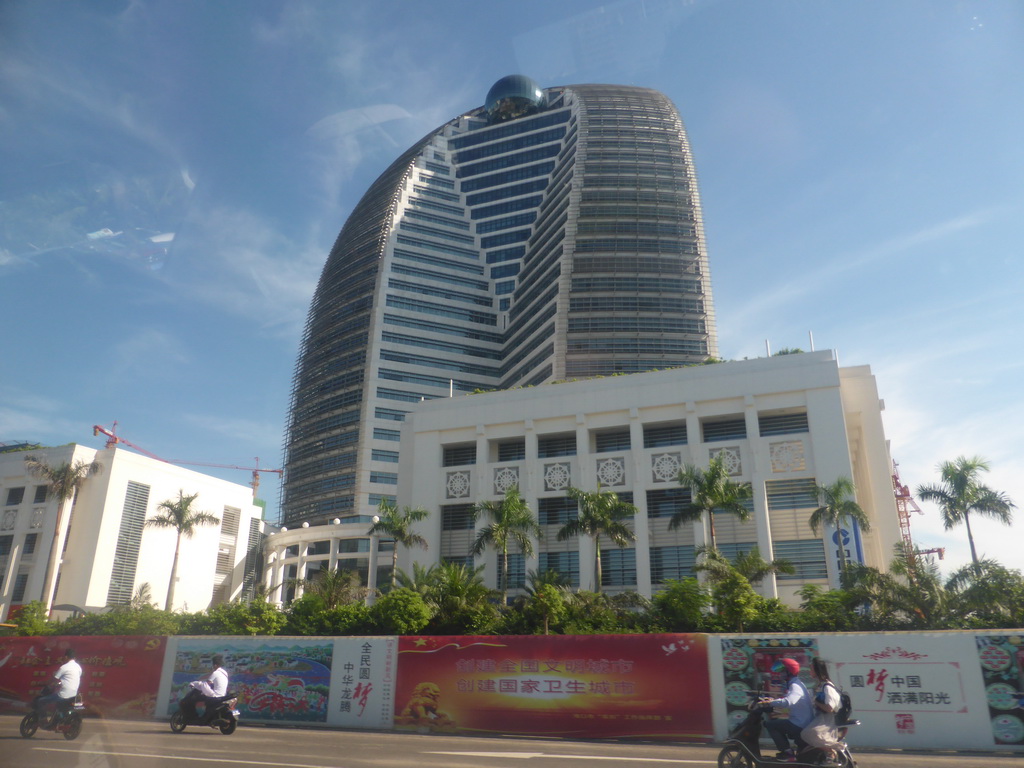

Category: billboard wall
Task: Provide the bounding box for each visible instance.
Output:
[0,635,165,719]
[394,634,712,740]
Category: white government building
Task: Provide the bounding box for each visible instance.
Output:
[0,443,267,620]
[264,350,903,607]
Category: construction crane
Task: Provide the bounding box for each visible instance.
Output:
[892,461,945,572]
[92,422,282,498]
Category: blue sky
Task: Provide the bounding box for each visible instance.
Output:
[2,0,1021,578]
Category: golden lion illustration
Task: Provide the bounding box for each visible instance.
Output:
[396,682,455,729]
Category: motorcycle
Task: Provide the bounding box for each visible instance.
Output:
[718,689,859,768]
[169,685,240,734]
[20,685,84,741]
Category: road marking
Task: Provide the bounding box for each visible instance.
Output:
[32,747,340,768]
[424,752,710,763]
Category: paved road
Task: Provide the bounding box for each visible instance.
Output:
[3,715,1020,768]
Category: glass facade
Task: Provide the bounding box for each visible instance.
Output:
[283,81,718,527]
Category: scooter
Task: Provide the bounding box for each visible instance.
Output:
[169,686,240,734]
[20,685,84,741]
[717,690,859,768]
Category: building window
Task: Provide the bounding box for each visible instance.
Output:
[0,534,12,556]
[442,504,475,531]
[374,407,407,422]
[497,439,526,462]
[5,488,24,506]
[716,541,759,562]
[646,487,692,518]
[339,539,371,553]
[594,428,631,453]
[373,428,402,442]
[371,449,400,463]
[443,444,477,467]
[285,545,300,558]
[650,545,696,583]
[105,481,150,607]
[702,417,747,443]
[33,486,48,504]
[497,553,526,590]
[539,551,579,588]
[443,555,474,569]
[766,478,818,510]
[759,411,809,437]
[773,539,828,580]
[643,422,688,448]
[538,433,576,458]
[370,472,398,485]
[600,548,636,587]
[12,572,29,602]
[307,540,331,556]
[538,497,578,526]
[23,533,37,555]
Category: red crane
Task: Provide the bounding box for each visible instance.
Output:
[92,422,282,498]
[892,461,945,571]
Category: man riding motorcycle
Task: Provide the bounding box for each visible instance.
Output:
[35,648,81,726]
[179,654,229,724]
[761,657,814,762]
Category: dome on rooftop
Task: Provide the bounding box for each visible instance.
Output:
[485,75,545,124]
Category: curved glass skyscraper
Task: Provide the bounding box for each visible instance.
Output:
[282,77,718,527]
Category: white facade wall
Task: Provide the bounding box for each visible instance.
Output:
[389,351,902,605]
[0,444,265,619]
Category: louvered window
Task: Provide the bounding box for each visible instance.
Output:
[646,487,692,518]
[443,444,477,466]
[538,433,576,457]
[766,479,819,510]
[497,439,526,461]
[701,417,747,442]
[600,549,636,587]
[759,412,809,436]
[538,497,578,526]
[650,545,696,583]
[539,551,579,587]
[106,481,150,606]
[442,504,474,531]
[773,539,827,580]
[594,429,631,453]
[643,422,687,448]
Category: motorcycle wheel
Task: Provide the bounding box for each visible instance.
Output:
[218,716,237,735]
[170,710,187,733]
[20,712,39,738]
[718,745,753,768]
[62,712,82,741]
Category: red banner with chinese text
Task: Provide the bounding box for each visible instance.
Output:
[395,634,711,740]
[0,636,166,719]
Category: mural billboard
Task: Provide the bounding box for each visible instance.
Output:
[161,637,333,724]
[394,634,711,740]
[0,635,166,719]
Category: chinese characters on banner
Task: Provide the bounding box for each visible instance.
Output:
[0,636,165,719]
[394,634,711,740]
[328,636,396,729]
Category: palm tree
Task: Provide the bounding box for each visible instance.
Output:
[25,455,103,614]
[917,455,1015,568]
[671,456,752,551]
[293,567,367,609]
[808,476,871,574]
[557,485,637,593]
[471,487,542,606]
[423,561,497,634]
[693,544,794,586]
[368,500,429,590]
[145,490,220,611]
